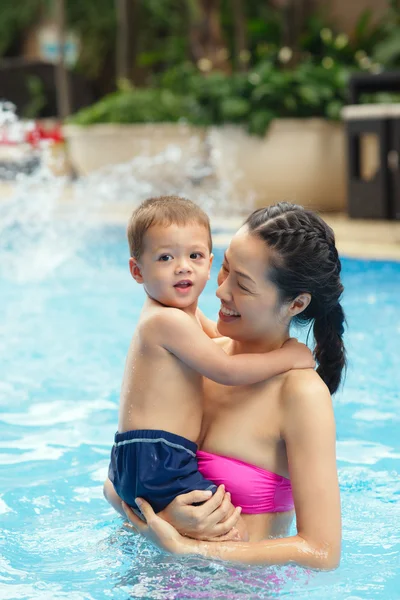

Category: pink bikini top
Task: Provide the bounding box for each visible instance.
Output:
[197,450,294,514]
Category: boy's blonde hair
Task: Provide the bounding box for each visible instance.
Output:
[127,196,212,259]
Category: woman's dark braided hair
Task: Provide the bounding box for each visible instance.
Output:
[244,202,346,394]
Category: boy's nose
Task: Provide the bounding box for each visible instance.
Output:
[175,260,192,274]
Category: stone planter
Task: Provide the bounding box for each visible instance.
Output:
[208,120,347,212]
[63,120,346,213]
[62,123,207,176]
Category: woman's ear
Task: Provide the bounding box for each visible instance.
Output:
[129,257,144,283]
[289,293,311,316]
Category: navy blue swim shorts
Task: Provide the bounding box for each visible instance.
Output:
[108,429,218,513]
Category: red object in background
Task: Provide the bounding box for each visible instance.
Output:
[0,123,64,146]
[25,123,64,146]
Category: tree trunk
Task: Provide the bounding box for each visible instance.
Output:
[273,0,316,66]
[115,0,139,84]
[232,0,248,71]
[188,0,230,72]
[55,0,71,119]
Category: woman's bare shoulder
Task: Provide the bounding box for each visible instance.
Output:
[277,370,335,443]
[279,369,332,407]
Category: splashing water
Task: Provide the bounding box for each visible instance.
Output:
[0,105,250,283]
[0,101,26,138]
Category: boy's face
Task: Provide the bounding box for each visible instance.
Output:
[130,222,213,309]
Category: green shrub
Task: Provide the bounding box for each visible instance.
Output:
[67,87,210,126]
[68,59,351,135]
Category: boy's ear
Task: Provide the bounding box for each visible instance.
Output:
[129,257,144,283]
[207,253,214,280]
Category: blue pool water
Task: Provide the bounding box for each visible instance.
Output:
[1,225,399,599]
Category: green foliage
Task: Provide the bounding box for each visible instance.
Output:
[153,64,250,125]
[136,0,189,68]
[245,59,350,133]
[301,2,400,71]
[22,75,46,119]
[66,0,190,82]
[371,0,400,67]
[301,11,382,66]
[66,0,117,79]
[67,86,209,126]
[63,0,400,81]
[153,56,351,135]
[69,57,351,135]
[67,0,400,135]
[0,0,42,57]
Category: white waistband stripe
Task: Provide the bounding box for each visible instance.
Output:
[113,437,196,458]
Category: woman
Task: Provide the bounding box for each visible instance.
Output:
[114,202,345,570]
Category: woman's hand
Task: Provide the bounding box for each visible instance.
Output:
[157,484,243,541]
[104,478,245,541]
[122,499,188,555]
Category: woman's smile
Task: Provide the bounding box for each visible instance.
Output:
[219,303,241,322]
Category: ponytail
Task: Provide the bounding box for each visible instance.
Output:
[314,303,346,395]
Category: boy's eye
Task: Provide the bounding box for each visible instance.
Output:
[159,254,173,262]
[190,252,203,260]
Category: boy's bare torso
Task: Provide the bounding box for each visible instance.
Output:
[118,297,204,443]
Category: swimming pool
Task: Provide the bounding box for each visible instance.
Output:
[1,224,399,599]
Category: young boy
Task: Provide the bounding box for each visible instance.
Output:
[107,196,313,518]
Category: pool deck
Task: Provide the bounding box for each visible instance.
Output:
[1,182,400,261]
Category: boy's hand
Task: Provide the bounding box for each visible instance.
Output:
[158,485,244,541]
[283,338,315,370]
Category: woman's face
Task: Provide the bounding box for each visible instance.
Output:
[216,227,288,342]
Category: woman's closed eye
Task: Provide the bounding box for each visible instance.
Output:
[221,263,252,293]
[238,282,251,293]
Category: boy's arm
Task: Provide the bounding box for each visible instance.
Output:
[196,308,221,338]
[150,310,314,386]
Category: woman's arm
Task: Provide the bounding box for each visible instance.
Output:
[279,370,341,569]
[122,371,341,570]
